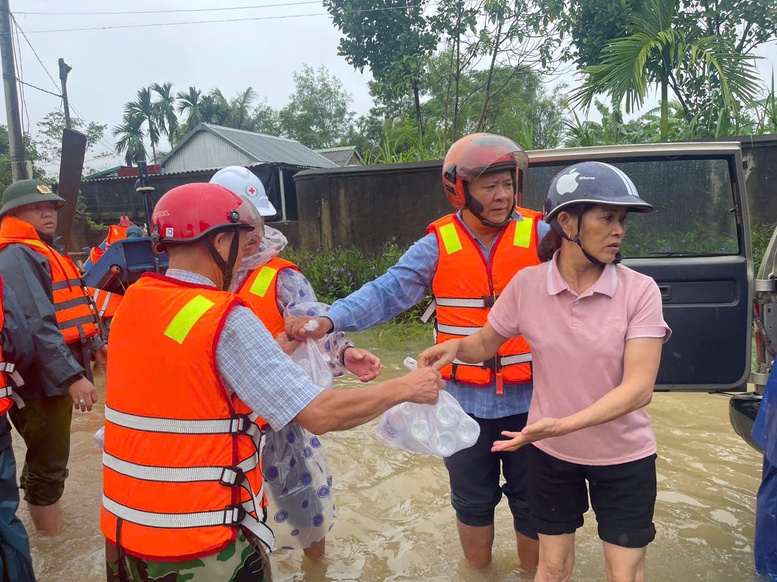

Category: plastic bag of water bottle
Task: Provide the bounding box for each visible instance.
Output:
[290,320,333,390]
[263,423,336,550]
[375,358,480,457]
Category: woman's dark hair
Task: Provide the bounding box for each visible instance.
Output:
[537,203,588,263]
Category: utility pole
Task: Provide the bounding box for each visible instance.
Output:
[0,0,28,180]
[58,58,72,129]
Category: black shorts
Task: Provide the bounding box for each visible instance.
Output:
[443,413,537,539]
[528,446,657,548]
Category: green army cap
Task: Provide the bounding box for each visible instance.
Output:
[0,179,66,216]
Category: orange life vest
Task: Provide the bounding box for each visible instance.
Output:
[0,277,15,416]
[235,257,300,337]
[428,210,541,392]
[0,216,100,345]
[89,224,128,265]
[89,288,123,322]
[101,273,273,561]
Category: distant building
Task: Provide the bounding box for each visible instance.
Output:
[80,123,337,232]
[315,146,363,167]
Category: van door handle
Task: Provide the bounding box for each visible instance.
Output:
[658,285,672,301]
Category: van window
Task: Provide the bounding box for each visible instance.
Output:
[525,158,740,258]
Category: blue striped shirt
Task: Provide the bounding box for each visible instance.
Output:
[326,213,544,419]
[166,269,322,431]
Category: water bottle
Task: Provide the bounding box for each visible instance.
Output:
[432,431,457,457]
[457,419,480,447]
[410,419,430,442]
[434,400,458,427]
[377,406,409,442]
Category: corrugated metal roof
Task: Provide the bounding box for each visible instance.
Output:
[160,123,338,171]
[315,146,361,166]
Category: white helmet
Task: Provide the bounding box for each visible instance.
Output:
[210,166,277,217]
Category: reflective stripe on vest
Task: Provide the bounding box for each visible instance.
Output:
[103,495,274,551]
[94,290,111,318]
[104,405,260,438]
[0,386,12,398]
[163,295,216,344]
[248,267,278,298]
[0,362,15,374]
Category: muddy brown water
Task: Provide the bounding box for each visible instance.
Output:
[13,342,763,582]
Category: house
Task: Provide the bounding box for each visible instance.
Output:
[80,123,337,230]
[315,146,363,167]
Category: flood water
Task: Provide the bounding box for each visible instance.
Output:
[13,336,764,582]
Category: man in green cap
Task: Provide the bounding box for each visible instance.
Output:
[0,179,104,536]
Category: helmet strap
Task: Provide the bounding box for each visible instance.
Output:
[550,209,621,267]
[202,230,241,290]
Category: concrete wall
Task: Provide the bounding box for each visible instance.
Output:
[294,161,449,255]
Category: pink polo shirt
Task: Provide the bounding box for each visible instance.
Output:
[488,252,671,465]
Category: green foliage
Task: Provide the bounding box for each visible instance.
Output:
[0,127,44,193]
[280,243,433,323]
[574,0,761,142]
[36,111,108,176]
[753,222,775,276]
[278,65,354,149]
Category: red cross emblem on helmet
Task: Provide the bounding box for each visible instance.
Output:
[246,186,256,196]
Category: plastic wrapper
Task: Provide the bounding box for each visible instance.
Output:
[94,426,105,450]
[263,423,336,550]
[375,358,480,457]
[290,337,333,390]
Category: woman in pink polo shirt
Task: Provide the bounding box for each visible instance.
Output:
[420,161,671,582]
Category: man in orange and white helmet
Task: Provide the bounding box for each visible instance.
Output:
[102,182,444,581]
[287,133,548,570]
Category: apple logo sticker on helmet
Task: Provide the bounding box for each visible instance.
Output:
[556,169,580,196]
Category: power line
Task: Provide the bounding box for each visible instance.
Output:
[16,1,322,16]
[11,15,60,92]
[16,77,61,98]
[24,3,427,34]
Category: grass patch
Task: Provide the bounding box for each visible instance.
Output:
[349,321,433,354]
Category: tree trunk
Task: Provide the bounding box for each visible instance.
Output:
[476,19,503,133]
[452,2,462,142]
[413,80,424,140]
[660,76,669,142]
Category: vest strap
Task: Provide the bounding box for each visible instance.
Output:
[452,353,532,368]
[437,323,482,336]
[57,314,100,331]
[0,386,12,398]
[105,406,260,438]
[0,361,15,374]
[435,296,498,309]
[102,495,275,551]
[94,290,113,318]
[52,278,82,291]
[56,295,94,311]
[103,451,260,484]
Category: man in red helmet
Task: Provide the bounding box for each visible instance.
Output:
[102,183,444,581]
[287,133,547,570]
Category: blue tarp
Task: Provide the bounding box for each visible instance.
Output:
[753,367,777,580]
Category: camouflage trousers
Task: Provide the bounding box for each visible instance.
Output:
[106,531,273,582]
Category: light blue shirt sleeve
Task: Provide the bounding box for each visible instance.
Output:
[216,305,322,431]
[326,234,439,332]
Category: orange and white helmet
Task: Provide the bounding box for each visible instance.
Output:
[441,133,528,209]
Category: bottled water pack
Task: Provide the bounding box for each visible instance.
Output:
[375,358,480,457]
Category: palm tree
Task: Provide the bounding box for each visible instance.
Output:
[112,113,147,166]
[573,0,760,141]
[125,87,161,162]
[176,86,205,129]
[151,82,178,147]
[229,87,257,130]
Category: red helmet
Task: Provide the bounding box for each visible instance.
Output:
[151,183,256,250]
[441,133,529,209]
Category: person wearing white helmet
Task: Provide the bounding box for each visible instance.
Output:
[210,166,382,561]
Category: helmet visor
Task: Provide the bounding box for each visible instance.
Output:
[455,134,529,182]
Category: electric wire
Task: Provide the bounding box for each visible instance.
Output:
[11,16,60,92]
[23,3,428,34]
[15,1,322,16]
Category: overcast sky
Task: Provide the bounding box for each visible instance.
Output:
[5,0,777,174]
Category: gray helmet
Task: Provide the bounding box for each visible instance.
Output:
[543,161,653,221]
[0,179,65,216]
